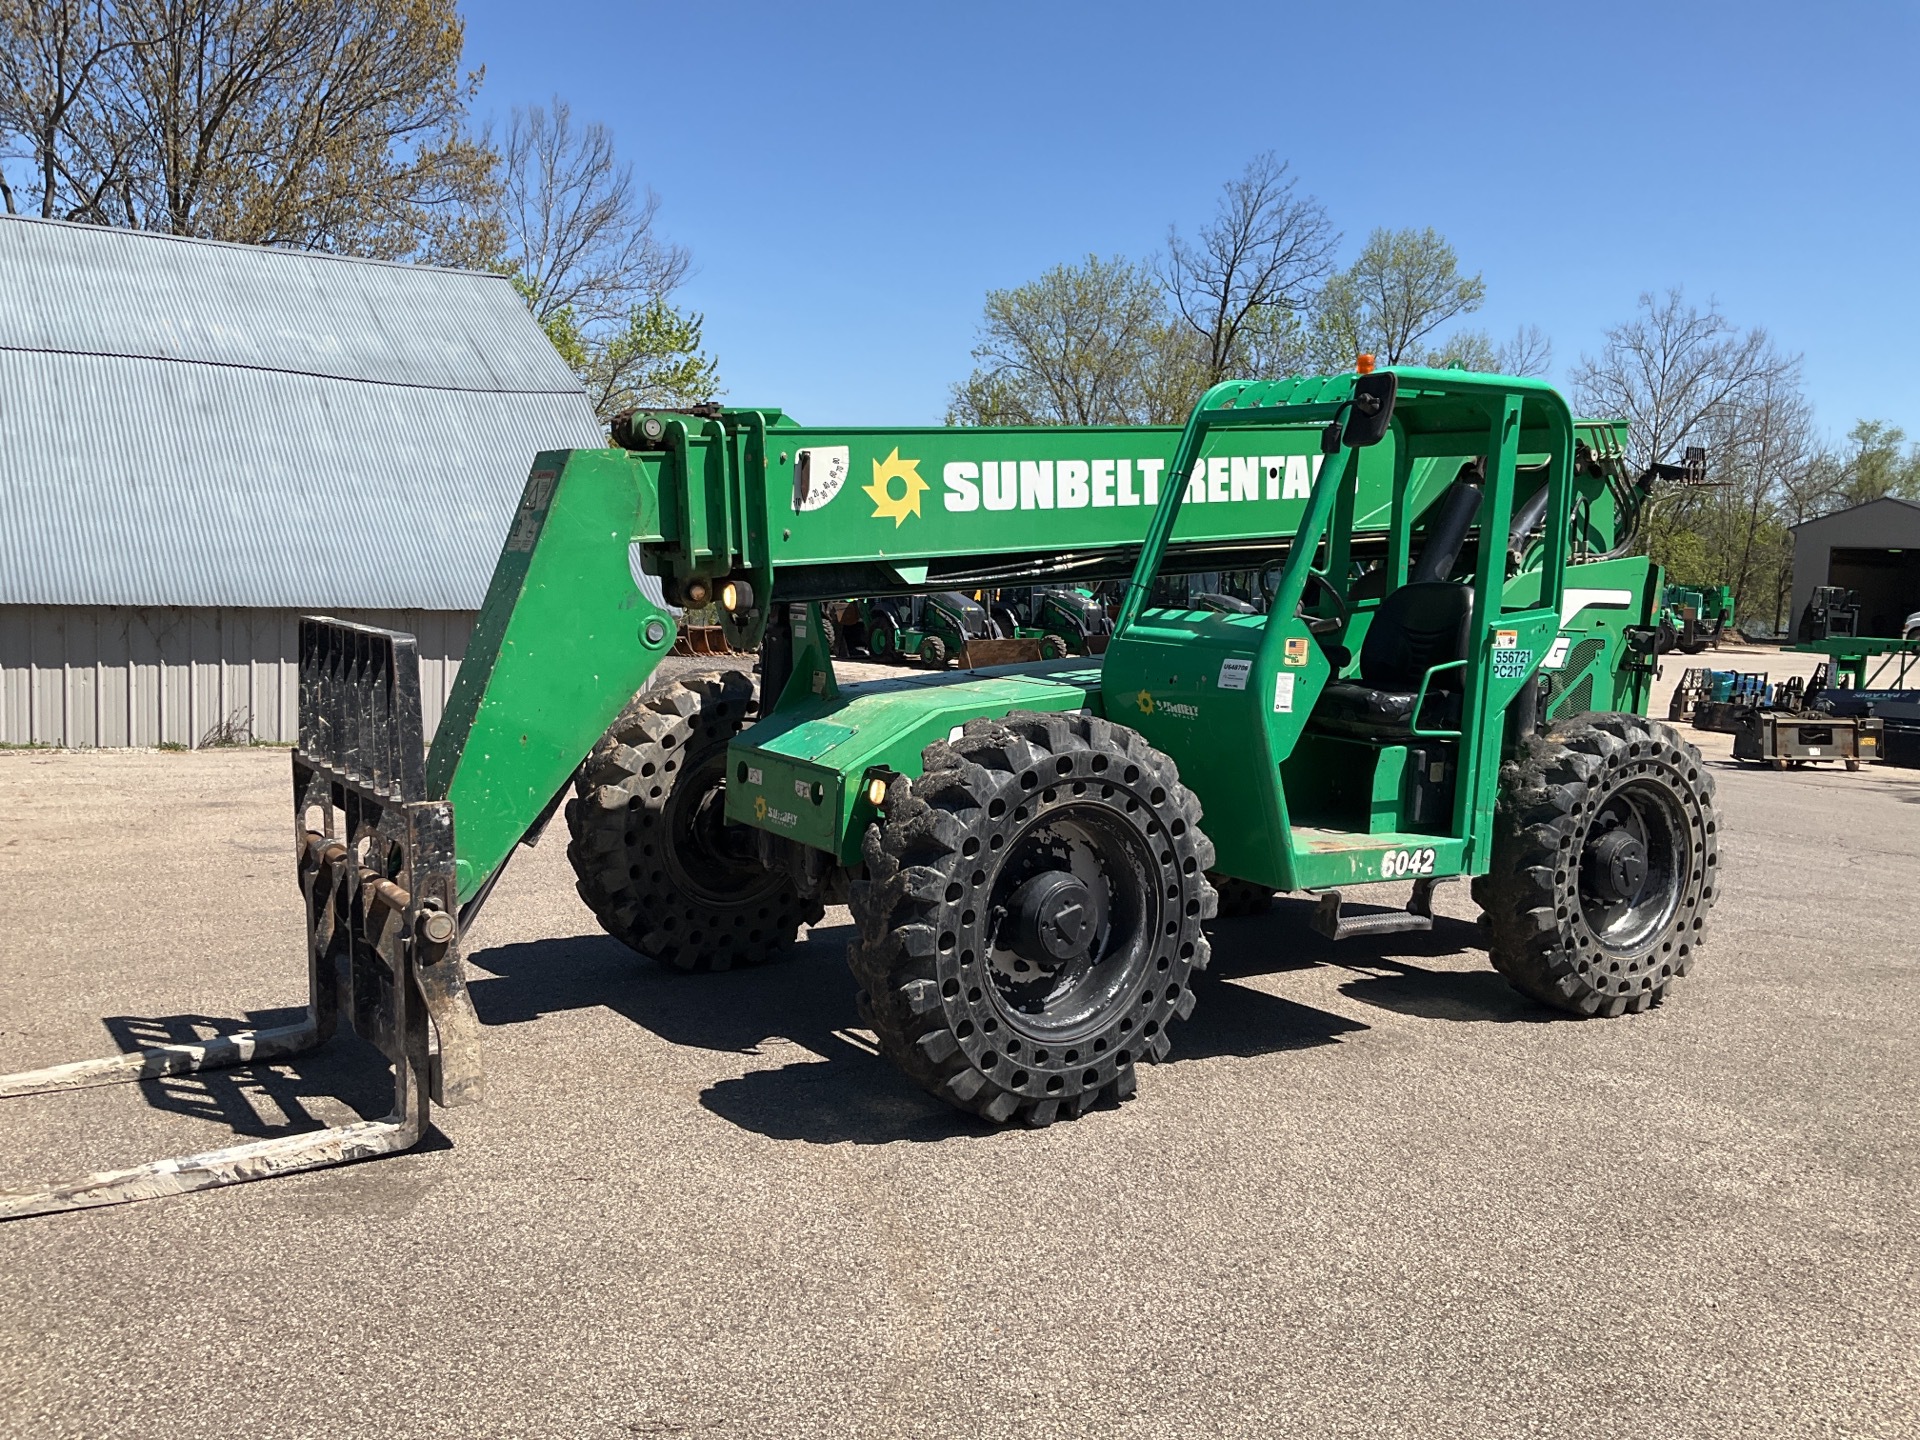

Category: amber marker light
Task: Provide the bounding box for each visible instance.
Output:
[1355,353,1377,374]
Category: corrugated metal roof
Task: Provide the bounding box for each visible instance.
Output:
[0,215,608,608]
[1788,495,1920,531]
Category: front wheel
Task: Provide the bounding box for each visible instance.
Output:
[850,711,1217,1125]
[1474,714,1719,1015]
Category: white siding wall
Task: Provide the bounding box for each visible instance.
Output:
[0,606,473,747]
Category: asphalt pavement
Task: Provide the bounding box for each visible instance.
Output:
[1,646,1915,1439]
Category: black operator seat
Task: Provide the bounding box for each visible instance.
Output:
[1310,473,1484,741]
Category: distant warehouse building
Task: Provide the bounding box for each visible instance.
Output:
[0,216,605,747]
[1789,497,1920,640]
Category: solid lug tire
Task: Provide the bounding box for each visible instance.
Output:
[564,670,823,971]
[848,710,1217,1126]
[1473,711,1719,1016]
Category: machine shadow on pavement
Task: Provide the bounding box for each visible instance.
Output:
[74,1010,435,1142]
[70,895,1549,1155]
[464,917,1384,1146]
[1210,897,1562,1026]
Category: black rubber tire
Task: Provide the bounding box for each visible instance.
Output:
[819,613,840,657]
[1474,712,1719,1016]
[849,710,1217,1126]
[919,634,948,668]
[565,671,823,971]
[1039,633,1070,660]
[1208,874,1276,918]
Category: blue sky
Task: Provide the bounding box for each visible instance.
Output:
[460,0,1919,445]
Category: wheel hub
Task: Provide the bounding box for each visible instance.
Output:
[1005,871,1094,969]
[1584,827,1648,904]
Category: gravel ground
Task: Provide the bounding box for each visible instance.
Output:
[1,644,1915,1439]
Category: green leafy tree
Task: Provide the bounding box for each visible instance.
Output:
[1308,227,1487,368]
[1840,420,1920,507]
[947,255,1191,426]
[0,0,494,257]
[1426,323,1553,377]
[537,294,720,420]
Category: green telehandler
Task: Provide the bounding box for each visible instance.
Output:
[0,367,1719,1216]
[844,590,1013,666]
[985,586,1114,658]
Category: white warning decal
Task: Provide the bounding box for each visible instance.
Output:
[793,446,850,512]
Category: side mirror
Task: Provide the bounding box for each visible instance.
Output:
[1342,371,1398,449]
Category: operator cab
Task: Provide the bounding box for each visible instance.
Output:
[1101,367,1581,894]
[1309,469,1482,741]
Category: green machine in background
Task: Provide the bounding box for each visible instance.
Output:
[1658,582,1735,652]
[0,367,1722,1214]
[845,591,994,666]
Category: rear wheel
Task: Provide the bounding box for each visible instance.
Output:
[565,671,823,971]
[1474,713,1718,1015]
[850,711,1217,1125]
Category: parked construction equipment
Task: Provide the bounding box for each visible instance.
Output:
[986,586,1115,657]
[1733,711,1881,770]
[1,366,1722,1217]
[1657,583,1734,653]
[848,590,1042,667]
[1797,585,1862,642]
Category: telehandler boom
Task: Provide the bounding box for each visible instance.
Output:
[1,367,1718,1216]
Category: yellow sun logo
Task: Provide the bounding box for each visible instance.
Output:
[753,795,768,821]
[864,448,928,526]
[1136,690,1155,715]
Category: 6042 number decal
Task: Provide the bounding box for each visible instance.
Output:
[1381,847,1436,878]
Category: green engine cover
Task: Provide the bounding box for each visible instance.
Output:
[724,659,1105,863]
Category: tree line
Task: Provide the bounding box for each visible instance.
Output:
[0,0,715,418]
[950,155,1920,632]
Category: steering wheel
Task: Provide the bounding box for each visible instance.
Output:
[1297,571,1351,636]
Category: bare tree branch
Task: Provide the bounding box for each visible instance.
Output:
[496,96,689,328]
[1158,152,1337,385]
[1570,288,1798,473]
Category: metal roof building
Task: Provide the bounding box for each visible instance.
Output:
[0,215,606,746]
[1788,496,1920,641]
